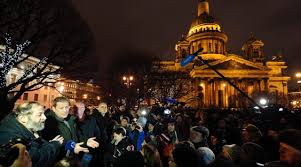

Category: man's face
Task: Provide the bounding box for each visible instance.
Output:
[167,123,175,132]
[98,103,107,114]
[148,123,154,131]
[27,104,46,131]
[190,130,203,143]
[53,101,70,119]
[279,142,300,165]
[119,105,125,112]
[113,132,123,141]
[121,119,128,127]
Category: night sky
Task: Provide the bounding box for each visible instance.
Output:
[70,0,301,82]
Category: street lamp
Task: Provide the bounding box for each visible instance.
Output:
[122,75,134,88]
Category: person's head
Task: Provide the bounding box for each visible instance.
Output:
[98,102,107,115]
[279,129,301,166]
[218,119,227,129]
[118,105,126,112]
[171,143,200,167]
[120,116,129,127]
[16,102,46,132]
[175,114,183,123]
[167,122,175,133]
[74,101,85,118]
[52,96,70,119]
[241,124,262,143]
[141,144,162,167]
[147,121,155,132]
[113,127,126,142]
[190,126,209,144]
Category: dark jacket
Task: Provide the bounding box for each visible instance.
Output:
[0,114,61,167]
[113,137,132,159]
[42,111,78,143]
[93,111,109,143]
[75,114,101,142]
[41,111,79,160]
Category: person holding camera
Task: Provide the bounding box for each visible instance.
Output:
[0,102,63,167]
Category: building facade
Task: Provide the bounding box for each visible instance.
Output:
[6,56,101,109]
[6,56,61,109]
[57,78,102,106]
[152,0,290,108]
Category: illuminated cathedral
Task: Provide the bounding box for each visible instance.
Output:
[155,0,290,108]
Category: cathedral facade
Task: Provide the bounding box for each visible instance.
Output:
[155,0,290,108]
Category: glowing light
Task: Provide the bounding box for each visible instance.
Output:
[296,73,301,78]
[122,76,127,81]
[297,80,301,84]
[292,101,297,106]
[279,108,283,112]
[259,98,268,106]
[164,109,171,115]
[129,76,134,81]
[222,83,226,87]
[83,94,88,99]
[199,83,205,87]
[141,110,147,116]
[97,96,100,100]
[188,23,222,36]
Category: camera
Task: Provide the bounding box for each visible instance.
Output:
[0,138,31,167]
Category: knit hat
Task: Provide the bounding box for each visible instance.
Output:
[279,129,301,151]
[222,144,241,162]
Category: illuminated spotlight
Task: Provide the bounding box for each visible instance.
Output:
[199,83,204,87]
[164,109,171,115]
[222,83,226,87]
[297,80,301,84]
[296,73,301,77]
[292,101,297,106]
[141,110,147,116]
[122,76,127,81]
[259,98,268,106]
[129,76,134,81]
[279,108,284,112]
[254,106,260,110]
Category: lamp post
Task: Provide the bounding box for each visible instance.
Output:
[122,75,134,88]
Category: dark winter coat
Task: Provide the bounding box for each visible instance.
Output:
[75,114,101,142]
[92,111,109,143]
[41,111,78,143]
[0,114,61,167]
[41,111,79,160]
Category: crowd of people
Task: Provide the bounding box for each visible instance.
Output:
[0,97,300,167]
